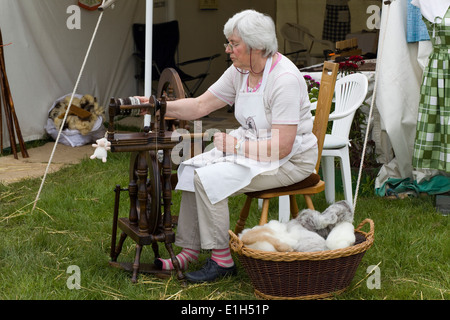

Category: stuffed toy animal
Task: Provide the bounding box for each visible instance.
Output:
[239,200,355,252]
[90,137,111,163]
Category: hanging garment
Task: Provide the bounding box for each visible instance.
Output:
[407,0,430,43]
[322,0,351,42]
[411,0,450,23]
[375,176,450,197]
[412,7,450,173]
[176,56,302,204]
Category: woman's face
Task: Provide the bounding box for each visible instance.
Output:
[225,33,250,70]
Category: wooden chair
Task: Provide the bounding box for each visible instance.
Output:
[234,61,339,234]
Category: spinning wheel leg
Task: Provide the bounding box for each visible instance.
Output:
[111,231,127,262]
[165,242,185,281]
[152,242,160,260]
[109,149,184,282]
[131,244,143,283]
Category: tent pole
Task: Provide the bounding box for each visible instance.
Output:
[0,50,28,159]
[0,64,16,158]
[167,0,175,21]
[0,28,28,158]
[145,0,153,97]
[0,83,2,153]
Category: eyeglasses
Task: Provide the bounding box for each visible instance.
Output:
[223,42,239,51]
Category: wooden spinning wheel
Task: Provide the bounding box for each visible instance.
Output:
[157,68,185,100]
[108,70,188,283]
[155,68,189,132]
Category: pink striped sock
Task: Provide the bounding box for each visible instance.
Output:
[156,248,199,271]
[211,248,234,268]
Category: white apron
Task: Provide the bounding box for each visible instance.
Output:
[176,57,302,204]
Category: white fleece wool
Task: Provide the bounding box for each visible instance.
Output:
[325,222,355,250]
[239,201,356,252]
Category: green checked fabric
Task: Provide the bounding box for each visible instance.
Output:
[413,8,450,173]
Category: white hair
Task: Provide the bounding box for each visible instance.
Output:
[223,9,278,57]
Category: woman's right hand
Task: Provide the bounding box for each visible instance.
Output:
[214,132,238,155]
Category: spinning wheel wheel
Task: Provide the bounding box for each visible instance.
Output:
[157,68,185,100]
[157,68,208,165]
[155,68,189,132]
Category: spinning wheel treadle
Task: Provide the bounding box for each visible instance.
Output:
[108,69,186,283]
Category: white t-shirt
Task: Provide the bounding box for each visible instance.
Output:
[208,53,317,153]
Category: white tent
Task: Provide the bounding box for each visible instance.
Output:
[1,0,441,194]
[0,0,146,146]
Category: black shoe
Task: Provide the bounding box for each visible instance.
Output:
[153,258,163,270]
[185,258,237,283]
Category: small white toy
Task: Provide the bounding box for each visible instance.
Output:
[90,137,111,163]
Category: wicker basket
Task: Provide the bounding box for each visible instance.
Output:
[229,219,374,300]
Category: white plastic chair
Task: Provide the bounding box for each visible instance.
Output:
[311,73,369,205]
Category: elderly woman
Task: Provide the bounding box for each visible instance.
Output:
[140,9,318,283]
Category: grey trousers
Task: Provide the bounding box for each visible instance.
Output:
[174,146,318,250]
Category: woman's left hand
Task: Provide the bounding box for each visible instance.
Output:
[134,96,150,115]
[214,132,237,154]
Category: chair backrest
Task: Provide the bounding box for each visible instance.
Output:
[152,21,180,71]
[132,23,146,55]
[133,21,180,79]
[280,23,311,53]
[312,61,339,172]
[331,73,369,139]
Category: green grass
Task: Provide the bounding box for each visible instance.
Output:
[0,151,448,300]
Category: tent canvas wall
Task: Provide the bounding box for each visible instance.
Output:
[0,0,276,150]
[2,0,441,195]
[0,0,147,147]
[276,0,382,57]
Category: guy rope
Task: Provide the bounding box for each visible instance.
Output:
[353,0,395,210]
[32,0,117,212]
